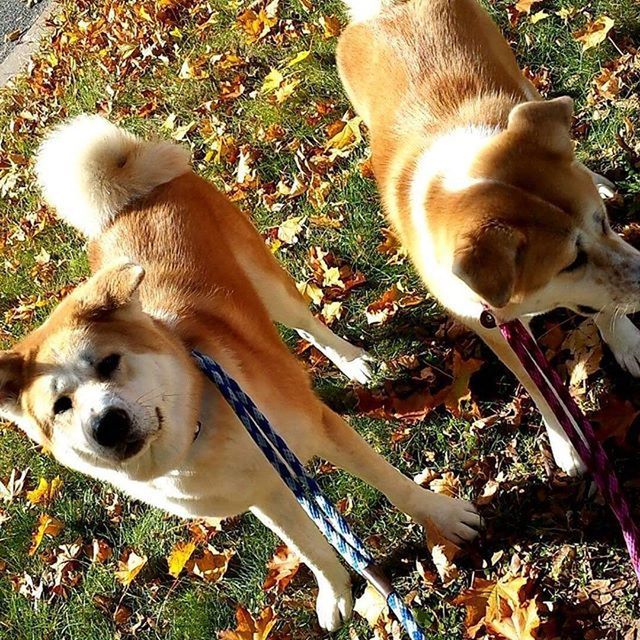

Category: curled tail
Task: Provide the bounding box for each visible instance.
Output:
[35,115,190,239]
[342,0,395,22]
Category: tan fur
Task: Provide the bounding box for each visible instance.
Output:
[337,0,640,476]
[1,117,481,631]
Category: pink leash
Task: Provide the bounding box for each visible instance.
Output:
[480,310,640,583]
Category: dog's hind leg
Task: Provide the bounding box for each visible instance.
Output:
[595,312,640,377]
[251,487,353,632]
[236,234,373,384]
[315,406,482,544]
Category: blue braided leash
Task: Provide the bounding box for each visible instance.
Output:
[192,350,426,639]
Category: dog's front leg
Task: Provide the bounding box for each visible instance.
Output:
[315,407,482,544]
[476,322,587,477]
[595,312,640,377]
[251,486,353,632]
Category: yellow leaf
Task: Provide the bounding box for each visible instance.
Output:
[574,16,614,51]
[167,540,196,578]
[274,78,300,103]
[321,301,343,324]
[514,0,541,13]
[115,550,148,586]
[530,10,549,23]
[325,116,363,157]
[277,216,306,245]
[296,281,324,306]
[26,476,63,506]
[286,50,310,67]
[322,266,344,288]
[262,69,283,93]
[29,514,63,556]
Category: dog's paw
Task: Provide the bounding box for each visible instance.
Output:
[316,577,353,632]
[600,315,640,377]
[335,348,375,385]
[547,427,587,477]
[416,492,483,545]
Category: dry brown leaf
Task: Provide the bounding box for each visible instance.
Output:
[186,546,234,583]
[167,540,196,578]
[562,319,603,395]
[319,15,341,38]
[219,605,277,640]
[237,4,278,43]
[88,538,113,564]
[115,550,148,586]
[424,518,461,587]
[442,353,483,417]
[29,514,63,556]
[591,394,640,446]
[354,583,389,627]
[574,16,614,51]
[263,544,301,593]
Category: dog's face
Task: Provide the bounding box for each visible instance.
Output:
[0,263,202,483]
[433,98,640,318]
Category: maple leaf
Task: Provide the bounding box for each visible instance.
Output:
[424,517,461,586]
[167,540,196,578]
[219,606,277,640]
[186,546,234,583]
[115,550,148,586]
[574,16,614,51]
[26,476,63,506]
[276,216,306,245]
[237,4,278,44]
[325,116,363,159]
[263,545,300,593]
[29,514,63,556]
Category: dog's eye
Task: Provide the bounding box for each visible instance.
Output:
[562,247,589,273]
[53,396,72,415]
[97,353,121,379]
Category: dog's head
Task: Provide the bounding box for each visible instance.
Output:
[0,262,202,482]
[431,97,640,319]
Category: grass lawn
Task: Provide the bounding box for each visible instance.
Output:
[1,0,639,638]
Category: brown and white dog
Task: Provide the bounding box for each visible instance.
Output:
[0,115,481,630]
[337,0,640,476]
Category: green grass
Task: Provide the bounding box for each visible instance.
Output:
[1,0,639,638]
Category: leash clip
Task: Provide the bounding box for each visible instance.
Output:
[480,309,498,329]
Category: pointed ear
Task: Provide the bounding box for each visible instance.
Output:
[0,351,24,416]
[508,97,574,156]
[452,223,526,308]
[75,261,145,320]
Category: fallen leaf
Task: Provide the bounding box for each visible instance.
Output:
[591,394,640,446]
[263,545,300,593]
[563,319,603,394]
[262,69,284,93]
[325,116,363,159]
[29,514,64,556]
[514,0,541,14]
[287,50,310,67]
[442,353,483,417]
[354,583,388,627]
[424,518,460,587]
[186,546,234,583]
[219,605,277,640]
[167,540,196,578]
[115,550,148,586]
[574,16,614,51]
[26,476,63,506]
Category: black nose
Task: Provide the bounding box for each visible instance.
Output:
[92,408,131,448]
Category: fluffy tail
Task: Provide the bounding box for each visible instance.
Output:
[35,115,190,239]
[342,0,394,22]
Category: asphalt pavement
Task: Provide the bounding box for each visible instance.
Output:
[0,0,49,65]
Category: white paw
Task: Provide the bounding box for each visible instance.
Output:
[335,348,375,385]
[316,577,353,632]
[600,316,640,377]
[547,426,587,477]
[414,492,483,545]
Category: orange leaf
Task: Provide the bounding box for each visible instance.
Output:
[442,353,483,417]
[186,546,234,583]
[263,545,301,593]
[29,514,63,556]
[219,606,277,640]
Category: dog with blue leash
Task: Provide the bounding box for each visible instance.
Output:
[0,115,482,632]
